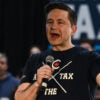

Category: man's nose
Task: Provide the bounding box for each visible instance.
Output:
[51,22,58,29]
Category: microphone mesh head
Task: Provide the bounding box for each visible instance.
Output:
[46,55,54,63]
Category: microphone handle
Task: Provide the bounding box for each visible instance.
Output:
[40,78,48,92]
[41,62,51,91]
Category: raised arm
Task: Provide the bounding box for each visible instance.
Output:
[15,65,52,100]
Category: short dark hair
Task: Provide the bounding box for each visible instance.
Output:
[44,2,77,25]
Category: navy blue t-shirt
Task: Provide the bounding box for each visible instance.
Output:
[0,73,19,100]
[21,46,100,100]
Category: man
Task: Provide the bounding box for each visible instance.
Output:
[0,53,19,100]
[15,2,100,100]
[79,39,94,51]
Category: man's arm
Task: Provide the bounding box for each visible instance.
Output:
[15,82,40,100]
[15,65,52,100]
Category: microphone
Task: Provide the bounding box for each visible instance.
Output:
[41,55,54,91]
[45,55,54,66]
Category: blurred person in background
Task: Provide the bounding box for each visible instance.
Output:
[79,39,94,51]
[0,53,19,100]
[29,45,42,56]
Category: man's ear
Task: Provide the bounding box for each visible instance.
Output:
[71,25,77,36]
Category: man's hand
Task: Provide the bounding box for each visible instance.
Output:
[36,65,53,85]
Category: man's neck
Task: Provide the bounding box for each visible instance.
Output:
[52,43,75,51]
[0,73,7,80]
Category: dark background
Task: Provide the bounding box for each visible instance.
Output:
[0,0,49,76]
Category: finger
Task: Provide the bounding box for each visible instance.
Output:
[38,74,51,80]
[38,71,52,78]
[37,68,52,75]
[40,65,52,70]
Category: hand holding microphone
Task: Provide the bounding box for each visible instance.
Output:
[37,65,53,86]
[36,56,54,91]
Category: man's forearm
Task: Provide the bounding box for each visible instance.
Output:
[15,82,40,100]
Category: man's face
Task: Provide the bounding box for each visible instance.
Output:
[46,9,76,46]
[0,57,8,76]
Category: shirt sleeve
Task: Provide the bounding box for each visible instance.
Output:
[90,51,100,82]
[20,54,41,84]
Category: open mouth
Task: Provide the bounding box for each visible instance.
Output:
[50,33,60,38]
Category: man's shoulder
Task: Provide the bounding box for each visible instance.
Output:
[70,46,89,57]
[25,49,52,67]
[6,73,20,86]
[75,46,100,58]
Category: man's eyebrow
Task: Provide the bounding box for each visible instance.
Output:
[47,19,64,21]
[46,18,53,21]
[57,19,64,21]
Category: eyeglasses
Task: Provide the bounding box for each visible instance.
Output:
[0,61,7,65]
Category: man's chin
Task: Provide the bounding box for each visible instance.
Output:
[0,72,6,77]
[51,44,60,46]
